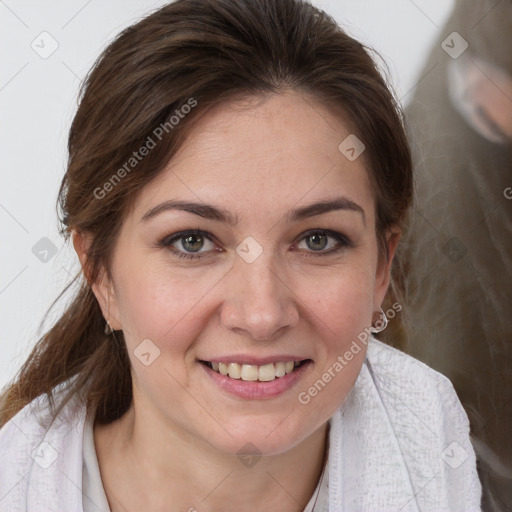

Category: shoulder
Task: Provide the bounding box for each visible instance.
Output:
[0,377,87,511]
[366,337,459,398]
[364,337,470,436]
[360,337,482,509]
[367,338,468,414]
[0,376,85,445]
[327,339,482,510]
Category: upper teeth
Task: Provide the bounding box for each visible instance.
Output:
[210,361,300,381]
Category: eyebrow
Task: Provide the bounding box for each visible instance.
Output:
[140,196,366,226]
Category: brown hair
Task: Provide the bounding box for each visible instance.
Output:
[0,0,412,429]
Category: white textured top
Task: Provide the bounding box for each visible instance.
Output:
[0,337,482,511]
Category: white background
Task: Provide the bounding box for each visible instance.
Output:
[0,0,454,389]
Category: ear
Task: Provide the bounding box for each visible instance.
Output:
[71,228,123,330]
[373,226,401,310]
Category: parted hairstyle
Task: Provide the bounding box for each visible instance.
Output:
[0,0,412,429]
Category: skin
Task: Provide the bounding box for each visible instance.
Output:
[74,90,400,512]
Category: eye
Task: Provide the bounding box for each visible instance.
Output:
[160,229,218,260]
[294,229,352,257]
[159,228,352,261]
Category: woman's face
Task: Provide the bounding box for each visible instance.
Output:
[92,91,397,456]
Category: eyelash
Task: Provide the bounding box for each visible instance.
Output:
[159,228,352,261]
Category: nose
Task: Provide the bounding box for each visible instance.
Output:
[220,250,300,341]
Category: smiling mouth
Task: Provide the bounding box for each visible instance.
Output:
[199,360,310,382]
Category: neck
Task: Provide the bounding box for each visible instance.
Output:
[94,402,329,512]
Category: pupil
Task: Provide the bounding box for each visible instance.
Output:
[308,233,327,251]
[183,234,203,252]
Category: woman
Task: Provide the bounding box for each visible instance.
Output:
[0,0,482,510]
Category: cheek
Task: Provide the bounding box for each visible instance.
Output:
[114,263,224,348]
[298,257,376,338]
[290,261,374,413]
[313,275,372,329]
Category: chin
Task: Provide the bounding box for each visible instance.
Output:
[205,416,314,458]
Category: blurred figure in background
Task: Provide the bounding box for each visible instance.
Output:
[382,0,512,509]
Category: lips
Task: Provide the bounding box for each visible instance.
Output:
[199,358,313,399]
[200,360,307,382]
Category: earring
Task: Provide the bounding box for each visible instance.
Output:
[369,308,388,334]
[104,320,113,335]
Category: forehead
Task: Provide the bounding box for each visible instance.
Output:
[133,91,374,227]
